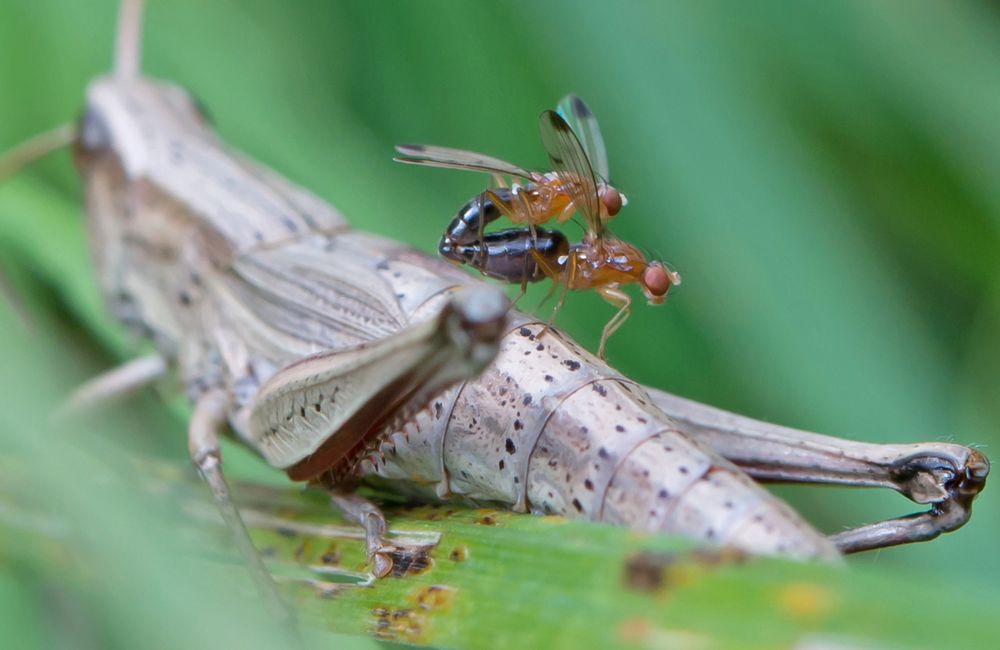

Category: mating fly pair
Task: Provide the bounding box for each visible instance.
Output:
[395,96,680,358]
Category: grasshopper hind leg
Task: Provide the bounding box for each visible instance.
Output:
[646,388,990,554]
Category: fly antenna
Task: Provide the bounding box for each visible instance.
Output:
[114,0,145,79]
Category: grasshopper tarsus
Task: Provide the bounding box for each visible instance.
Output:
[831,498,972,554]
[329,492,394,578]
[831,449,989,553]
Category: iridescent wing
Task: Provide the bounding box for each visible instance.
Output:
[557,95,609,181]
[538,110,602,236]
[394,144,535,181]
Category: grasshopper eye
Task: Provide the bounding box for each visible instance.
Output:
[78,106,111,153]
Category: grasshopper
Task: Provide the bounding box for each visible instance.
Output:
[0,0,988,621]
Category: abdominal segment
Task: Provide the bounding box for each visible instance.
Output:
[356,316,838,560]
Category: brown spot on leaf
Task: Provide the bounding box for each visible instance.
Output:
[411,584,456,611]
[320,543,341,565]
[371,606,422,642]
[475,511,501,526]
[623,551,678,593]
[386,545,434,577]
[623,548,746,595]
[372,584,457,640]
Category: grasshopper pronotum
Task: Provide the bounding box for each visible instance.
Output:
[0,0,988,621]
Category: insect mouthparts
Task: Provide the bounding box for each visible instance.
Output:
[449,286,510,368]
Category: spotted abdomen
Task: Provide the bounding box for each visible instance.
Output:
[356,316,838,560]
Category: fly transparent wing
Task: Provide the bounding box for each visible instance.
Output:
[394,144,535,181]
[557,95,609,181]
[537,109,602,236]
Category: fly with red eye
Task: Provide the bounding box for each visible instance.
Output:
[395,95,680,358]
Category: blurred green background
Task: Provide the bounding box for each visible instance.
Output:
[1,0,998,647]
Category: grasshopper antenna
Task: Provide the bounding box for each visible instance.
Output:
[0,125,75,331]
[115,0,144,79]
[0,124,76,184]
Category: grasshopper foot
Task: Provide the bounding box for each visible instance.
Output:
[329,492,439,578]
[330,492,396,578]
[832,447,990,553]
[372,551,394,578]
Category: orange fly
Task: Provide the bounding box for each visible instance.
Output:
[396,95,680,358]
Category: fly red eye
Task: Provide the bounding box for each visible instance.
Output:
[600,187,623,217]
[643,263,674,299]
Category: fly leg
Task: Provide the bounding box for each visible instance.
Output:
[527,248,571,342]
[594,284,631,359]
[646,388,990,553]
[555,202,577,224]
[474,192,488,268]
[188,389,298,629]
[513,187,544,303]
[508,278,528,309]
[484,183,539,287]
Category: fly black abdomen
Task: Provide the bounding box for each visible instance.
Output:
[444,227,568,284]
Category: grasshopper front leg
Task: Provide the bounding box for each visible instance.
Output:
[647,389,989,552]
[57,353,167,416]
[188,389,296,627]
[57,355,298,628]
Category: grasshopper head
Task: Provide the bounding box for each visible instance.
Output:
[445,286,510,375]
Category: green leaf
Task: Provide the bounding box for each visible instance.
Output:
[2,1,998,647]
